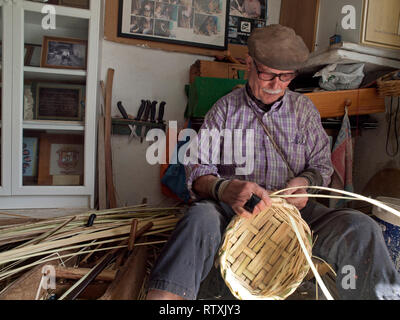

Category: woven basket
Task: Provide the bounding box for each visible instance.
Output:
[218,198,312,300]
[377,70,400,96]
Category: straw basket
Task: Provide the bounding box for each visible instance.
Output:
[377,70,400,97]
[218,198,312,300]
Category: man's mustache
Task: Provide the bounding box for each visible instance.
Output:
[262,88,283,95]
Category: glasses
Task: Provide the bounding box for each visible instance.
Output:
[253,61,297,82]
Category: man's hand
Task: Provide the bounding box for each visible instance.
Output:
[220,179,272,219]
[282,177,309,210]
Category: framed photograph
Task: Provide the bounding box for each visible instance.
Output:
[41,36,88,70]
[35,83,85,121]
[24,44,42,67]
[22,137,39,177]
[228,0,267,45]
[118,0,229,50]
[38,133,84,186]
[59,0,90,9]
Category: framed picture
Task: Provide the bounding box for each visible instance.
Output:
[22,137,39,177]
[59,0,90,9]
[24,44,42,67]
[228,0,267,45]
[38,133,84,186]
[41,36,88,70]
[35,83,85,121]
[118,0,229,51]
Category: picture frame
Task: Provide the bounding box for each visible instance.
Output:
[41,36,88,70]
[24,44,42,67]
[37,133,84,186]
[228,0,267,45]
[35,83,85,121]
[118,0,229,51]
[22,137,39,177]
[59,0,90,9]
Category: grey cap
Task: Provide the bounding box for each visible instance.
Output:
[248,24,310,71]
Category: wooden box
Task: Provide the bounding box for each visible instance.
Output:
[190,60,248,84]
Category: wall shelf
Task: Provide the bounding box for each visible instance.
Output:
[24,66,87,82]
[23,120,85,131]
[304,88,386,118]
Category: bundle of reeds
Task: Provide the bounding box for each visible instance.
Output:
[0,205,182,298]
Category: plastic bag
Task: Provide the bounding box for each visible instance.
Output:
[313,63,365,91]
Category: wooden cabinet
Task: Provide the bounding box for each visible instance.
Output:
[362,0,400,49]
[279,0,320,52]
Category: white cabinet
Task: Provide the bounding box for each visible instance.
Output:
[0,0,100,209]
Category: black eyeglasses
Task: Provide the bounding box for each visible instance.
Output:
[253,61,297,82]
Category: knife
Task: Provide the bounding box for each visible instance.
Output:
[135,100,147,138]
[150,101,157,123]
[117,101,136,138]
[138,100,152,142]
[157,101,166,124]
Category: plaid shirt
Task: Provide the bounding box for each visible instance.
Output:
[184,86,333,198]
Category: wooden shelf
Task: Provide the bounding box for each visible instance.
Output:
[304,88,385,118]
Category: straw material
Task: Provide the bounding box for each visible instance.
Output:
[377,70,400,96]
[218,198,312,300]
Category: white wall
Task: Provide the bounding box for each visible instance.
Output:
[99,0,281,207]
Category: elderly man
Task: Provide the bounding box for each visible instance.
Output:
[146,25,400,300]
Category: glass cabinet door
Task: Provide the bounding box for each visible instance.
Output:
[12,2,90,191]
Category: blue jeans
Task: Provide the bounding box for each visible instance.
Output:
[147,200,400,300]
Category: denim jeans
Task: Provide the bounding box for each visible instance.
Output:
[147,200,400,300]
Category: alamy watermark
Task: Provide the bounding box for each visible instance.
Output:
[341,265,357,290]
[41,5,56,30]
[145,121,255,175]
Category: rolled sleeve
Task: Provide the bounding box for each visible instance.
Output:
[184,100,227,200]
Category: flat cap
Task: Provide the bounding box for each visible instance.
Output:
[248,24,310,71]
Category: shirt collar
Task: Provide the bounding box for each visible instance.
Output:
[245,82,286,112]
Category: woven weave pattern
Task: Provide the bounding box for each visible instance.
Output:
[218,198,312,300]
[377,71,400,96]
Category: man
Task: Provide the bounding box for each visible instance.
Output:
[147,25,400,300]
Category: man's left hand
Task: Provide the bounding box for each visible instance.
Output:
[282,177,309,210]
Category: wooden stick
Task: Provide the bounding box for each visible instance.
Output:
[97,115,107,210]
[99,246,148,300]
[128,219,138,252]
[104,68,117,209]
[54,266,116,282]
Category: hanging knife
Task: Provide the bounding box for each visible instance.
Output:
[150,101,157,123]
[157,101,166,124]
[117,101,137,138]
[144,101,158,138]
[134,100,147,138]
[139,100,152,142]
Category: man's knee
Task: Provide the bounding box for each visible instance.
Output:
[183,200,226,235]
[336,210,381,237]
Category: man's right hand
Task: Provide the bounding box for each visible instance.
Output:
[220,179,272,219]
